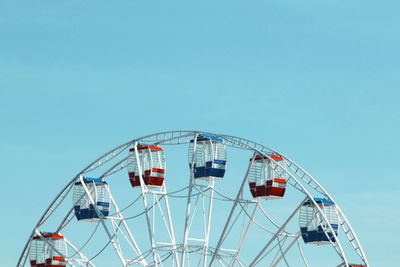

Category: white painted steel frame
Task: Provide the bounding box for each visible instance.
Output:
[209,154,257,266]
[17,130,368,267]
[132,141,179,267]
[181,133,219,267]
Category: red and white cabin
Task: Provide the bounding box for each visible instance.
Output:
[248,154,287,199]
[29,232,67,267]
[128,144,166,188]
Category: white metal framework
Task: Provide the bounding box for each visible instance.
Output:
[17,131,369,267]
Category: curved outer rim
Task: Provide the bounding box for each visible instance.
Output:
[17,130,368,267]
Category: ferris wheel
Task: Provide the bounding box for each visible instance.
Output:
[17,131,369,267]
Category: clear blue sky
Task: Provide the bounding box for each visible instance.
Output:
[1,0,399,266]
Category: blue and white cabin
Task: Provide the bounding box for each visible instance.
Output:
[73,177,110,222]
[299,197,338,244]
[188,134,227,180]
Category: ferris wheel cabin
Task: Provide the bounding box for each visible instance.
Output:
[189,134,227,180]
[299,197,339,245]
[73,177,110,222]
[29,232,67,267]
[127,144,166,188]
[248,154,287,199]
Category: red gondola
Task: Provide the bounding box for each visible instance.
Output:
[127,144,166,188]
[248,154,287,199]
[29,232,67,267]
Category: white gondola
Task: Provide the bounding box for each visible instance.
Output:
[127,144,166,188]
[299,197,339,244]
[29,232,67,267]
[188,134,227,180]
[73,177,110,221]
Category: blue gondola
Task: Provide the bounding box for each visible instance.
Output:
[189,134,227,180]
[299,197,338,244]
[73,177,110,221]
